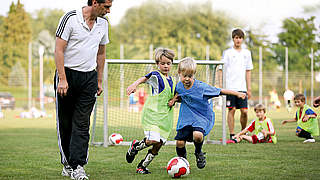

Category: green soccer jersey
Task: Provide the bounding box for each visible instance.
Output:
[296,104,319,136]
[141,71,176,139]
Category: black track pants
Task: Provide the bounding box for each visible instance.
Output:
[54,68,97,169]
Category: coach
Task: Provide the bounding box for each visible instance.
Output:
[54,0,112,179]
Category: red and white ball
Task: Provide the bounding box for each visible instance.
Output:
[108,133,123,145]
[167,157,190,178]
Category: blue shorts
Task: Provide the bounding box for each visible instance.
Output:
[226,91,248,109]
[174,125,205,142]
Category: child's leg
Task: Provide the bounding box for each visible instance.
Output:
[176,140,187,159]
[136,131,165,174]
[232,135,243,143]
[241,135,254,143]
[193,130,206,169]
[137,140,163,174]
[193,131,204,154]
[296,128,313,139]
[126,138,150,163]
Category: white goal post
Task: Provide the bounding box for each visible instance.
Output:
[90,59,227,147]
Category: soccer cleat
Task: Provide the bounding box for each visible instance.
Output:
[226,139,236,144]
[126,140,139,163]
[71,165,89,180]
[136,166,151,174]
[61,165,73,177]
[195,152,206,169]
[303,139,316,143]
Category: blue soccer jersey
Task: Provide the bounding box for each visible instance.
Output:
[176,80,221,136]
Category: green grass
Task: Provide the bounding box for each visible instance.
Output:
[0,107,320,180]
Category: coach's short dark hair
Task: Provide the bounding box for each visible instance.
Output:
[294,93,305,102]
[232,29,245,39]
[88,0,106,6]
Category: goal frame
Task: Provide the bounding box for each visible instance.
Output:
[93,59,226,147]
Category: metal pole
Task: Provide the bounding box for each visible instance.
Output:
[178,44,182,60]
[103,62,109,147]
[259,46,262,104]
[147,44,153,72]
[39,46,44,111]
[28,42,32,110]
[222,64,227,145]
[311,48,314,105]
[120,44,124,109]
[285,47,288,90]
[206,45,210,84]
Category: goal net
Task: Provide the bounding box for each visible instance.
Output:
[90,59,227,147]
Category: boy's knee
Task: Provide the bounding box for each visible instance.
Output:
[176,140,185,148]
[240,108,248,115]
[145,139,160,146]
[228,108,236,114]
[193,131,204,142]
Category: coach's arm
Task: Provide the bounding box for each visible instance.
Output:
[54,37,68,97]
[96,44,106,96]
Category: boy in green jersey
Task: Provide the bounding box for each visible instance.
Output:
[125,48,176,174]
[230,104,277,144]
[282,93,319,143]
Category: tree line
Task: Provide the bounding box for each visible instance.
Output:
[0,0,319,86]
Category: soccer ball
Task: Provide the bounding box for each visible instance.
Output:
[167,157,190,178]
[108,133,123,145]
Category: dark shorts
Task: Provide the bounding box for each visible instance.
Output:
[174,125,205,142]
[226,91,248,109]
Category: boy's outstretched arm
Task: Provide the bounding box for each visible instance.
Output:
[168,94,179,108]
[127,77,147,96]
[234,128,249,139]
[281,118,297,125]
[220,89,246,99]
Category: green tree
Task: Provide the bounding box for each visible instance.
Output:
[246,29,277,71]
[0,0,31,85]
[113,0,231,60]
[273,16,319,71]
[31,8,64,39]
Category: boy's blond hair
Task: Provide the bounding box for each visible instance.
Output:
[294,93,305,102]
[178,57,197,74]
[154,47,175,64]
[254,103,266,113]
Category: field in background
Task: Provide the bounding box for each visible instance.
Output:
[0,107,320,179]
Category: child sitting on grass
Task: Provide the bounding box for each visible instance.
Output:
[230,104,277,144]
[282,93,319,143]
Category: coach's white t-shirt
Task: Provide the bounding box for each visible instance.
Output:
[56,9,109,72]
[221,47,253,91]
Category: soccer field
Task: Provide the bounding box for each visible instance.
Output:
[0,107,320,180]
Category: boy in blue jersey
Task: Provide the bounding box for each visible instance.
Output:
[126,48,176,174]
[168,57,246,169]
[282,93,319,143]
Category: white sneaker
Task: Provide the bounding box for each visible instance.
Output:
[71,165,89,180]
[303,139,316,143]
[61,165,73,177]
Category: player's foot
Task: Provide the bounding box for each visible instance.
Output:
[195,152,206,169]
[71,165,89,180]
[226,139,236,144]
[136,166,151,174]
[303,139,315,143]
[126,140,139,163]
[61,165,73,177]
